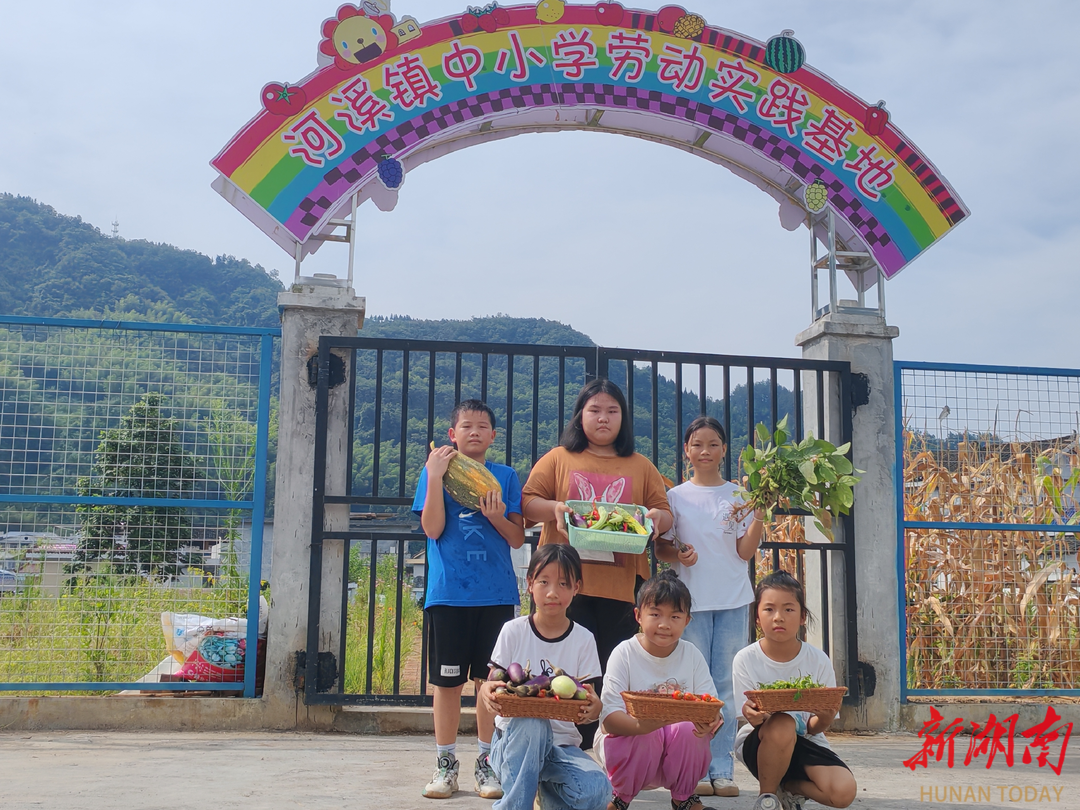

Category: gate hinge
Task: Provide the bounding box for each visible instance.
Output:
[294,650,338,693]
[850,373,870,413]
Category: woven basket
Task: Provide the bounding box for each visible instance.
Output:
[743,686,847,714]
[564,501,653,555]
[496,694,586,722]
[621,691,723,724]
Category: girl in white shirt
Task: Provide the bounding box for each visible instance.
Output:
[596,570,724,810]
[732,571,857,810]
[655,416,764,798]
[479,544,610,810]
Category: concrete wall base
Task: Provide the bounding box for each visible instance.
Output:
[4,697,1077,736]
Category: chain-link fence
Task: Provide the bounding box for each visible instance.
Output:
[897,361,1080,695]
[0,317,275,695]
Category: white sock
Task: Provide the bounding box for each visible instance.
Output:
[477,739,491,758]
[437,743,457,762]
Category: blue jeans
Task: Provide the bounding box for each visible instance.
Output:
[489,718,611,810]
[681,606,750,780]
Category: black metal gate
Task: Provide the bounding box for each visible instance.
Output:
[303,337,857,706]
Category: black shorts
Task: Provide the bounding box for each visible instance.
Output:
[426,604,516,687]
[742,727,851,785]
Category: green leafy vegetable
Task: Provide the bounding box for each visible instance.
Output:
[756,675,823,690]
[736,416,862,540]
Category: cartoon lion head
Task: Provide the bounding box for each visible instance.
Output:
[319,5,400,69]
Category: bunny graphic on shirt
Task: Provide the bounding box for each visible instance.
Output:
[570,471,628,504]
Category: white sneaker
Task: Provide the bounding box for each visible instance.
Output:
[696,780,714,796]
[474,755,503,799]
[423,755,459,799]
[752,795,781,810]
[776,786,804,810]
[711,778,739,797]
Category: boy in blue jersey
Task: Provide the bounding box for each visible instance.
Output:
[413,399,525,800]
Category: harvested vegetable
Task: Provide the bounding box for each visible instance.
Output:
[756,675,823,690]
[736,416,862,540]
[430,440,501,511]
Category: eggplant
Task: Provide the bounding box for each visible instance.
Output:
[550,667,566,678]
[571,512,588,527]
[488,667,509,682]
[521,674,551,692]
[507,662,526,685]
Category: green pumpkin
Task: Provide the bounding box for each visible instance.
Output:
[765,30,805,74]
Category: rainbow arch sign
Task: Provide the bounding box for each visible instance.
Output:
[211,2,968,283]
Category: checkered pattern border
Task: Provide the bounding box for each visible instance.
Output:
[288,83,893,254]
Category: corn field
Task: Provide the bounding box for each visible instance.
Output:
[903,430,1080,690]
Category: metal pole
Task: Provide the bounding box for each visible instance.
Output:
[294,242,303,283]
[877,266,887,318]
[810,215,818,322]
[828,210,838,315]
[347,192,358,289]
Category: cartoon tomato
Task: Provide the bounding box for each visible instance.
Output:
[261,82,308,116]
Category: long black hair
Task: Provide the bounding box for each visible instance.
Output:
[559,378,635,457]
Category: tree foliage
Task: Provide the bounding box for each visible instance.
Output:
[74,393,201,579]
[0,194,283,326]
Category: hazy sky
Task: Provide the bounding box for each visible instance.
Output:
[4,1,1078,367]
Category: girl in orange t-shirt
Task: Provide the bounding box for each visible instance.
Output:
[522,377,673,747]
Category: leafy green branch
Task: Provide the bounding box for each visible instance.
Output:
[736,416,862,540]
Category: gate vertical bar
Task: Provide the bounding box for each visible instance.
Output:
[243,332,274,698]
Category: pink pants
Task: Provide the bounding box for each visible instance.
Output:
[603,722,712,803]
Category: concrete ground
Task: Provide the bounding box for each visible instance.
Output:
[0,731,1076,810]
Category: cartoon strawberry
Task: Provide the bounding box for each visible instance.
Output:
[261,82,307,116]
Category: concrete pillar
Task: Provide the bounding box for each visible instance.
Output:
[796,311,900,732]
[262,277,365,728]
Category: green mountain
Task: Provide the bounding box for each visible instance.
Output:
[0,195,795,531]
[0,194,282,327]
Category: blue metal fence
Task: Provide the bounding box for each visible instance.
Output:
[895,360,1080,698]
[0,316,276,697]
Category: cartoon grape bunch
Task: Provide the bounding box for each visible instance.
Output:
[377,154,404,190]
[804,179,828,213]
